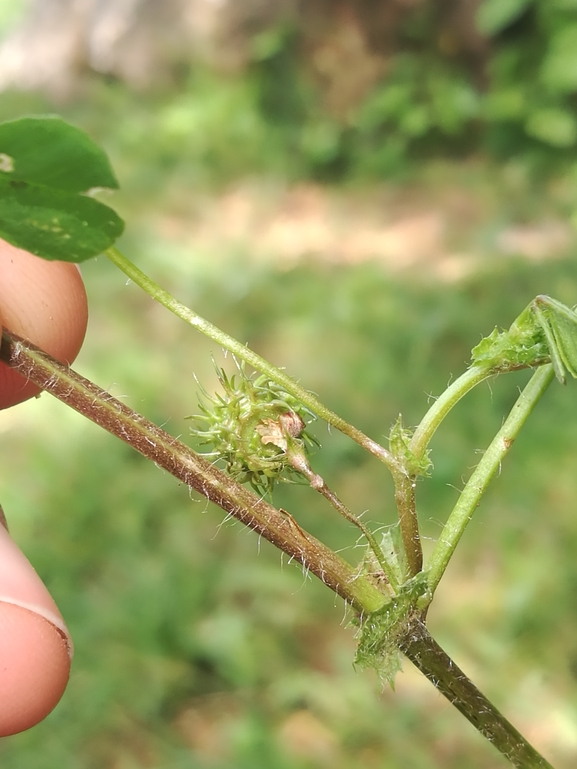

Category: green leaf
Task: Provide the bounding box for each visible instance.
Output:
[525,108,577,147]
[0,116,119,193]
[0,177,124,262]
[540,26,577,93]
[483,88,526,121]
[0,115,124,261]
[532,296,577,383]
[476,0,534,36]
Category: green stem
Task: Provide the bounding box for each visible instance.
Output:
[392,469,422,576]
[410,365,492,460]
[2,330,556,767]
[399,617,555,768]
[392,366,492,578]
[427,365,555,593]
[0,329,387,615]
[104,246,401,474]
[289,451,399,591]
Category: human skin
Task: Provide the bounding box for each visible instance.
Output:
[0,238,88,735]
[0,239,88,409]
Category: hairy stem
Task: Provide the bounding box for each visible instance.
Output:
[427,365,555,593]
[2,330,556,766]
[399,617,555,768]
[392,469,422,576]
[410,366,492,460]
[392,366,492,579]
[104,246,402,474]
[0,329,387,614]
[289,451,399,591]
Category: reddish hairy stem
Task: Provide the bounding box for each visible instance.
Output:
[1,330,556,767]
[399,618,555,769]
[0,329,386,614]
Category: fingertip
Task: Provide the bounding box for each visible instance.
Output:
[0,603,71,736]
[0,523,73,735]
[0,239,89,409]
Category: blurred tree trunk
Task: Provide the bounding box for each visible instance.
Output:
[0,0,295,97]
[0,0,487,102]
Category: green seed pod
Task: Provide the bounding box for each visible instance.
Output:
[189,362,317,496]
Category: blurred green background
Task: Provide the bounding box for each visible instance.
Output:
[1,0,577,767]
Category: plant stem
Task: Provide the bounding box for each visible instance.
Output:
[104,246,402,474]
[2,330,557,766]
[426,365,555,593]
[392,469,422,576]
[392,366,492,578]
[410,365,492,460]
[399,617,555,768]
[289,451,399,591]
[0,329,387,615]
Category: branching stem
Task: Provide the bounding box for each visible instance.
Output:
[410,366,492,460]
[426,364,555,593]
[0,329,387,615]
[1,330,556,768]
[104,246,403,475]
[289,451,399,591]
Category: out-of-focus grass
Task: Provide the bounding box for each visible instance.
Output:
[0,3,576,752]
[0,68,576,769]
[1,212,577,768]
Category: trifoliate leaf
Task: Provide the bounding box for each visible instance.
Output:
[0,115,124,261]
[0,116,118,193]
[0,176,124,263]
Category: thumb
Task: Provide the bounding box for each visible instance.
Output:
[0,512,73,736]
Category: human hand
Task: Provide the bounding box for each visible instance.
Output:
[0,238,88,409]
[0,238,88,735]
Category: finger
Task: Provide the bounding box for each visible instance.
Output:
[0,239,89,409]
[0,520,72,736]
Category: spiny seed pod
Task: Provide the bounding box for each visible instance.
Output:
[190,362,318,495]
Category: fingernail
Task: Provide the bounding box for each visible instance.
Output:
[0,523,73,657]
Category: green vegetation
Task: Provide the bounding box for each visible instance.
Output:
[0,5,577,762]
[2,239,577,767]
[3,1,577,191]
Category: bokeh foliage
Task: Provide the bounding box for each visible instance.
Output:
[1,241,577,767]
[4,1,577,188]
[0,1,576,767]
